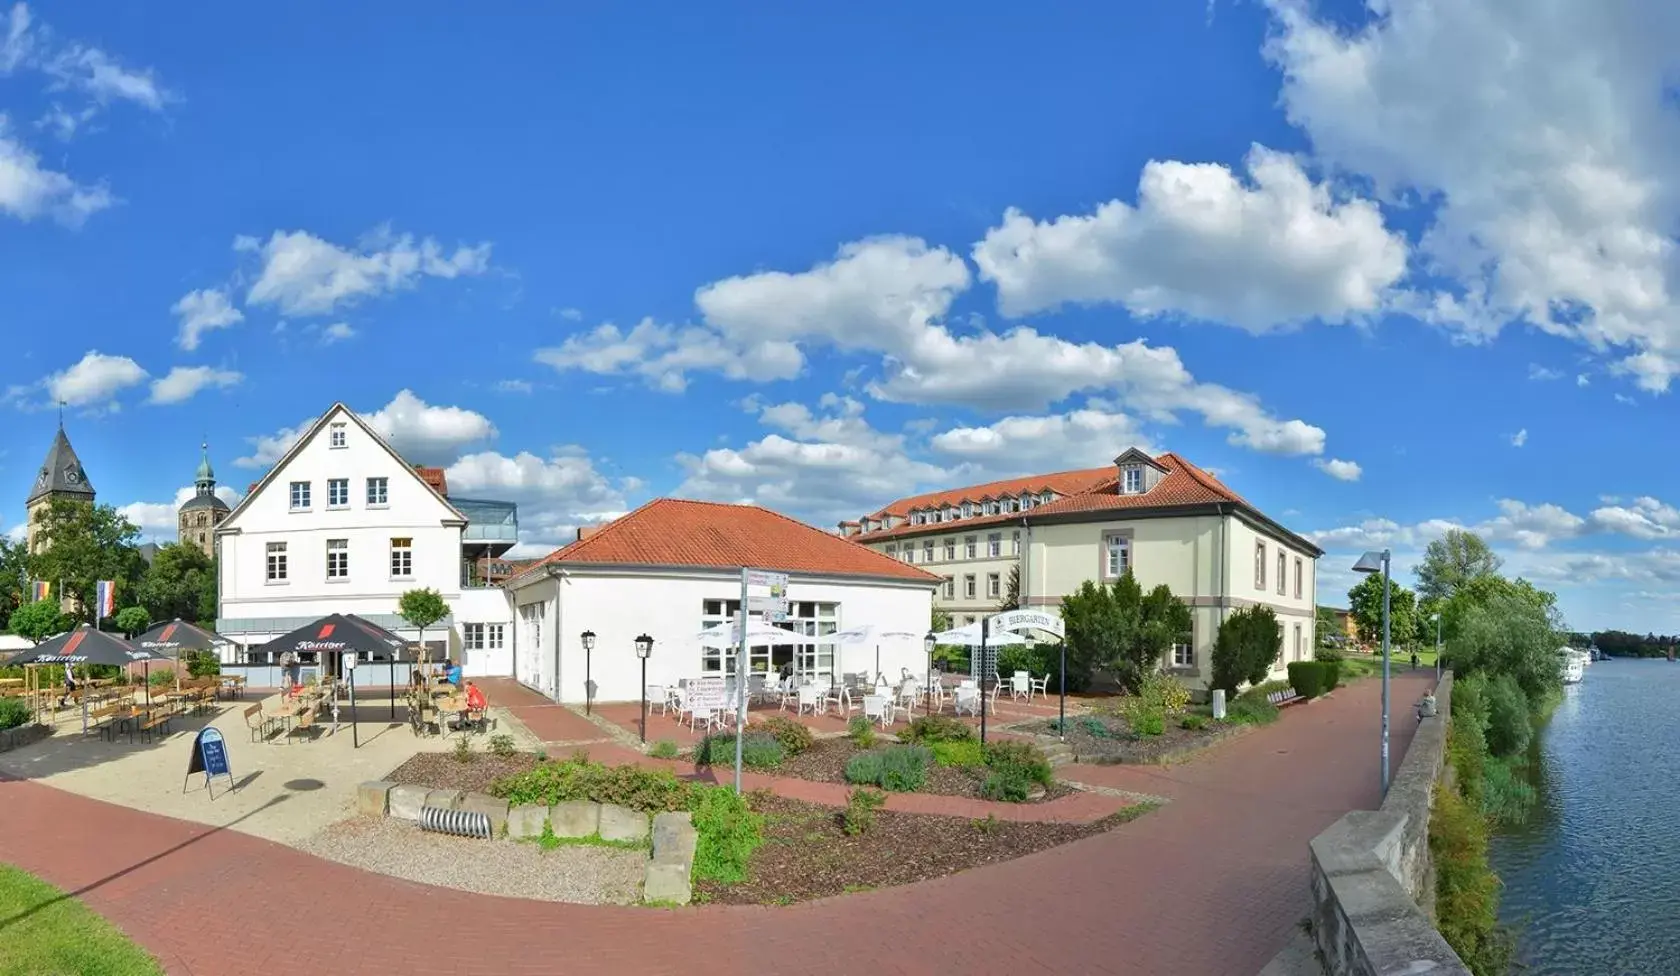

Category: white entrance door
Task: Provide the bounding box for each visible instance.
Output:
[519,604,546,693]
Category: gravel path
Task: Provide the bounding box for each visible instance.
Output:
[297,816,645,905]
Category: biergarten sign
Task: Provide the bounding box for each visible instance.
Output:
[990,609,1065,638]
[184,726,235,799]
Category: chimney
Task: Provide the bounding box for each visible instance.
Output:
[576,525,601,542]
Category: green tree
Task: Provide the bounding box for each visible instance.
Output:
[1415,529,1502,604]
[0,538,27,627]
[1348,573,1418,647]
[135,543,216,624]
[996,566,1020,612]
[1060,579,1127,690]
[113,606,151,638]
[1445,590,1563,705]
[1314,605,1339,646]
[1127,581,1192,688]
[24,499,144,624]
[1211,604,1281,695]
[397,587,449,662]
[7,600,71,644]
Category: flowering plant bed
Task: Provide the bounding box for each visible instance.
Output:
[700,792,1155,904]
[1019,713,1233,765]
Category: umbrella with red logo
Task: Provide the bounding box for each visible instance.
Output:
[6,626,166,732]
[133,619,237,701]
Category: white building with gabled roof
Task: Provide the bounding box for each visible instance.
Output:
[214,402,515,676]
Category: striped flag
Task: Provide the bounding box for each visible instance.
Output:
[95,580,116,619]
[30,580,50,602]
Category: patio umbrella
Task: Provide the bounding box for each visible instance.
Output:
[343,614,410,718]
[262,614,405,668]
[9,626,165,732]
[821,625,921,689]
[133,619,235,697]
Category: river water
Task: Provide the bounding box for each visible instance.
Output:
[1491,658,1680,975]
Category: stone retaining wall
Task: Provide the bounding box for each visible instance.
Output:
[1306,672,1470,976]
[358,781,699,905]
[0,723,51,753]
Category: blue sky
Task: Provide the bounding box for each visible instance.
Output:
[4,1,1680,633]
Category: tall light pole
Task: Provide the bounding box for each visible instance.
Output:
[923,631,936,710]
[633,633,653,744]
[581,630,597,715]
[1353,549,1392,795]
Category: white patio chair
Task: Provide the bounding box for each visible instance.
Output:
[987,680,1002,715]
[1028,673,1049,700]
[668,686,687,723]
[796,684,825,717]
[953,687,981,717]
[895,681,920,719]
[647,683,668,715]
[863,694,892,728]
[1011,672,1031,701]
[925,680,947,713]
[821,683,854,718]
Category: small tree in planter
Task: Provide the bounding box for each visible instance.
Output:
[397,587,449,664]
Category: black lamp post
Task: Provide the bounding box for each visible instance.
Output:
[581,630,597,715]
[634,633,654,743]
[924,631,936,709]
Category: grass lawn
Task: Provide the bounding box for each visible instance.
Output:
[0,864,162,976]
[1338,648,1438,680]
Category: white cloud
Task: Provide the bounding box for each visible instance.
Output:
[319,322,355,344]
[0,118,113,224]
[2,4,168,142]
[1576,374,1591,387]
[494,379,532,394]
[1528,364,1562,381]
[240,226,492,317]
[542,235,1331,461]
[1589,497,1680,540]
[1264,0,1680,390]
[235,390,497,468]
[930,406,1151,474]
[147,366,242,405]
[171,288,244,350]
[445,447,628,555]
[116,484,242,538]
[1313,458,1362,482]
[1511,428,1529,447]
[42,350,146,407]
[973,145,1408,329]
[42,41,167,112]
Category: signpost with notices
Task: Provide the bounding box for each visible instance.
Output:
[734,567,791,792]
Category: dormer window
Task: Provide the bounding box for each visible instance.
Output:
[1040,491,1053,505]
[1003,498,1017,513]
[1021,495,1035,511]
[1122,465,1143,494]
[961,501,973,518]
[944,506,957,521]
[983,500,997,515]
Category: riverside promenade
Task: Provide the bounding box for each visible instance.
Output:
[0,672,1432,976]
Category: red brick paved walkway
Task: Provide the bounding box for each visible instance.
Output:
[0,671,1433,976]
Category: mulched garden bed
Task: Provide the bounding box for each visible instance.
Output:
[384,750,546,794]
[698,793,1154,904]
[1018,713,1234,765]
[740,736,1073,802]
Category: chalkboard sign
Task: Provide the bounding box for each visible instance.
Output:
[184,726,234,799]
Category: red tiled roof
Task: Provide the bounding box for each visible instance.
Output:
[852,453,1252,543]
[415,466,448,496]
[862,466,1115,521]
[510,499,942,585]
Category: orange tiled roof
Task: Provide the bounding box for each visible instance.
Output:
[415,466,448,497]
[851,453,1254,543]
[510,499,942,585]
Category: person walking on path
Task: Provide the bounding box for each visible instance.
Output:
[1410,651,1419,671]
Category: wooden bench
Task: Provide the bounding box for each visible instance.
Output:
[1266,688,1304,708]
[86,704,121,740]
[287,707,317,744]
[138,710,173,744]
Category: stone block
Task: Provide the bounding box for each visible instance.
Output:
[388,784,429,821]
[507,803,548,840]
[460,792,510,834]
[643,861,692,905]
[425,789,466,811]
[356,780,396,817]
[651,811,697,867]
[550,800,601,839]
[599,803,649,843]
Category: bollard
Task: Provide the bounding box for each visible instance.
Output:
[1211,688,1226,720]
[418,805,492,839]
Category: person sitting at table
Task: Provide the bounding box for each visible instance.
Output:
[445,660,463,686]
[465,680,487,711]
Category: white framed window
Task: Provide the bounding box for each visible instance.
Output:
[463,623,504,651]
[904,546,916,564]
[943,538,955,560]
[1295,558,1304,600]
[1123,466,1142,493]
[1172,641,1195,668]
[329,422,347,449]
[923,540,935,562]
[1003,497,1017,513]
[987,532,1001,557]
[390,537,413,579]
[964,574,976,598]
[326,538,348,580]
[289,481,311,511]
[944,505,957,521]
[961,501,973,518]
[886,544,897,560]
[1293,623,1303,661]
[911,512,923,526]
[964,615,977,627]
[327,478,349,509]
[1277,550,1287,596]
[1012,530,1021,555]
[699,599,836,676]
[943,577,954,600]
[1021,495,1035,510]
[987,572,1001,598]
[984,501,997,515]
[1255,542,1267,590]
[1105,533,1131,578]
[266,541,287,582]
[964,536,977,559]
[367,476,388,506]
[1040,491,1053,505]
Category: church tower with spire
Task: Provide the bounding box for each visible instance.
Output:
[25,419,96,553]
[178,440,230,559]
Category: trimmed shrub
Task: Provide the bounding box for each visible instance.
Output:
[1227,687,1281,726]
[1121,696,1165,736]
[1179,713,1208,731]
[490,755,691,812]
[689,785,764,884]
[693,732,785,770]
[843,787,887,836]
[1137,671,1191,714]
[1286,660,1339,699]
[843,751,885,786]
[899,715,975,745]
[930,739,986,769]
[147,668,175,688]
[984,740,1052,787]
[980,768,1033,802]
[649,739,679,759]
[878,745,930,792]
[184,649,221,677]
[749,715,815,756]
[0,696,31,731]
[847,715,876,748]
[1314,644,1345,663]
